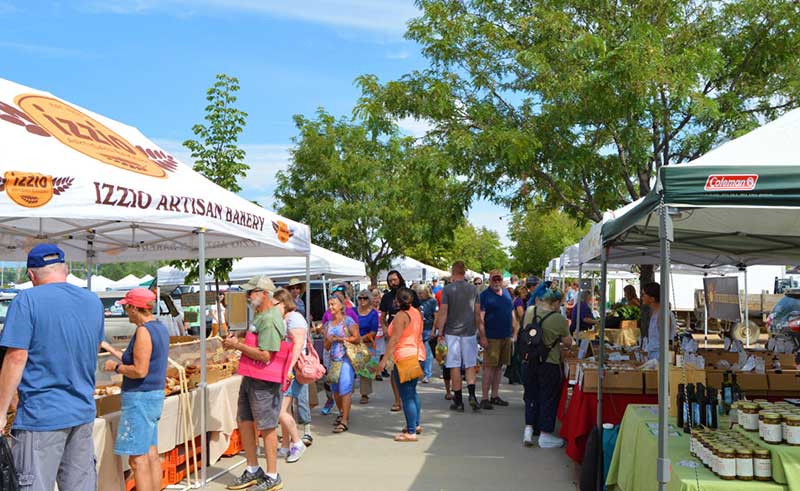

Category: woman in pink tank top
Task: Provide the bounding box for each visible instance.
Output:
[378,288,426,442]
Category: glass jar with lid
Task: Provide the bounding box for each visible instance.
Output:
[736,447,754,481]
[754,448,772,481]
[762,412,783,444]
[717,446,737,480]
[785,414,800,445]
[740,403,760,431]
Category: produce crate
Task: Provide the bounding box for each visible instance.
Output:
[164,435,202,466]
[124,460,170,490]
[167,456,203,485]
[223,429,242,457]
[582,368,643,394]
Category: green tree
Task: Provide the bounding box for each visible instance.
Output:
[356,0,800,283]
[440,221,508,273]
[275,109,470,285]
[171,74,249,321]
[508,207,588,276]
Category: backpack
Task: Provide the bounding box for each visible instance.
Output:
[294,335,326,385]
[520,307,560,366]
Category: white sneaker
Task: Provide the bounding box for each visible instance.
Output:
[277,447,290,459]
[286,442,306,463]
[538,432,565,448]
[523,427,534,447]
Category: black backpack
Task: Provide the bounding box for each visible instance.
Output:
[520,307,559,366]
[0,435,18,491]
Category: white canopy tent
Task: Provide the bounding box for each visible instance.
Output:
[0,77,311,486]
[157,244,367,285]
[88,274,117,292]
[15,273,87,290]
[380,256,448,283]
[112,273,142,288]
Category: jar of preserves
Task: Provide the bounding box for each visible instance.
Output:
[754,448,772,481]
[736,447,754,481]
[785,414,800,446]
[718,446,737,480]
[740,403,760,431]
[762,412,783,444]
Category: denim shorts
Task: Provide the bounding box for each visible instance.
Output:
[115,390,165,456]
[283,378,306,399]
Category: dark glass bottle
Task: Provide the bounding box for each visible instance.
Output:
[695,383,706,426]
[731,373,742,402]
[677,383,686,429]
[706,387,719,429]
[685,384,696,433]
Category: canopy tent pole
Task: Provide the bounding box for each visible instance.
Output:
[744,266,750,347]
[305,254,312,324]
[576,260,583,338]
[321,274,328,306]
[198,229,208,486]
[596,250,608,491]
[86,233,95,291]
[657,203,672,491]
[703,273,709,349]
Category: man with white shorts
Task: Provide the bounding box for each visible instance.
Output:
[435,261,481,412]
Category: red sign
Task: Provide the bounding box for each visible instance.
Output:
[704,174,758,192]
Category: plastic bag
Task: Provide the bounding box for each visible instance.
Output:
[0,435,18,491]
[434,339,448,365]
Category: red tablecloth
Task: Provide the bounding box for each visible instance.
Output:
[558,382,657,462]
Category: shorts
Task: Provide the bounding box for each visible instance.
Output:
[238,376,283,430]
[115,390,165,455]
[10,422,96,491]
[283,378,305,399]
[330,357,355,396]
[484,338,512,367]
[445,334,479,369]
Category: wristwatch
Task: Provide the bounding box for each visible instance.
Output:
[114,363,121,373]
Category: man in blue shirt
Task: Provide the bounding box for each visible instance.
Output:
[0,244,104,491]
[476,270,518,410]
[431,276,443,295]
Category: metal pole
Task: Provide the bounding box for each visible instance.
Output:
[576,262,583,337]
[321,274,328,306]
[305,254,311,324]
[596,250,608,491]
[86,234,94,291]
[198,229,208,486]
[704,274,709,349]
[744,267,750,347]
[657,203,672,491]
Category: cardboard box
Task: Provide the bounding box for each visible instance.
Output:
[95,393,121,417]
[582,368,643,394]
[767,370,800,397]
[735,372,769,397]
[620,320,638,330]
[698,350,740,366]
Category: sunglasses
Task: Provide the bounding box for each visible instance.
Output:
[288,285,302,290]
[491,277,503,281]
[358,296,369,300]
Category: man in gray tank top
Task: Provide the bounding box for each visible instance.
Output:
[435,261,483,412]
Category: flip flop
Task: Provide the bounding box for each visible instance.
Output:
[333,422,349,434]
[360,396,369,404]
[402,426,422,434]
[394,433,418,442]
[390,404,402,412]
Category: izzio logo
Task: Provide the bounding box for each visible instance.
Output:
[704,174,759,192]
[0,95,179,176]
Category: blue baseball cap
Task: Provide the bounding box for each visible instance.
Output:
[27,243,65,268]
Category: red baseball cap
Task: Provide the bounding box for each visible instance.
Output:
[119,288,156,309]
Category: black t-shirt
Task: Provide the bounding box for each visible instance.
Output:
[380,288,420,325]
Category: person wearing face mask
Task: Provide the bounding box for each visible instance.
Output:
[476,270,517,410]
[223,275,285,491]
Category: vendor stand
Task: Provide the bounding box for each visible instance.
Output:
[585,108,800,490]
[0,77,312,487]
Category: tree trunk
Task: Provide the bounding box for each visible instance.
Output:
[370,273,378,288]
[640,264,655,286]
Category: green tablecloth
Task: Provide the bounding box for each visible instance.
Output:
[735,423,800,489]
[606,404,788,491]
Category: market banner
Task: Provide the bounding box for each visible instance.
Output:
[703,276,741,322]
[0,78,311,263]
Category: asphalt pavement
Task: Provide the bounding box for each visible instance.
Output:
[200,368,578,491]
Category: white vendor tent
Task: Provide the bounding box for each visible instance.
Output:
[157,244,367,285]
[88,274,116,292]
[112,273,142,288]
[0,77,311,486]
[380,256,448,283]
[15,273,87,290]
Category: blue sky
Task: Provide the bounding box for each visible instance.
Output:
[0,0,510,246]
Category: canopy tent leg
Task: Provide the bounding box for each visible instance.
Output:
[576,257,583,339]
[744,267,750,347]
[657,203,672,491]
[704,273,709,349]
[198,229,208,487]
[86,233,95,291]
[596,251,608,491]
[321,274,328,306]
[305,254,311,324]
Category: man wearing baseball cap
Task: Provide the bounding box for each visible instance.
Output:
[0,244,104,491]
[224,275,285,491]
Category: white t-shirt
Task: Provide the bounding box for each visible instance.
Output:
[285,311,308,352]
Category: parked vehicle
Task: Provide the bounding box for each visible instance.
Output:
[99,290,184,347]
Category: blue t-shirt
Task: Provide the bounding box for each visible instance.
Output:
[480,288,514,339]
[357,309,379,337]
[0,283,103,431]
[294,297,306,318]
[432,285,443,295]
[419,298,438,334]
[121,320,169,393]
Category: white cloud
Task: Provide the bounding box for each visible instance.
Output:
[0,41,87,58]
[468,198,512,248]
[82,0,419,34]
[396,116,433,138]
[386,50,409,60]
[153,139,291,211]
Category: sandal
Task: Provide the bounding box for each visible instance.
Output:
[390,404,402,412]
[402,426,422,434]
[394,433,418,442]
[333,422,349,433]
[332,415,342,425]
[360,395,369,404]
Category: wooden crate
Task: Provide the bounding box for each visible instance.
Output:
[767,370,800,397]
[582,368,643,394]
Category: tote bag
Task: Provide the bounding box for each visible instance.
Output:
[237,331,292,385]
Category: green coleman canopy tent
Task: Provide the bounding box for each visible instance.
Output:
[585,107,800,491]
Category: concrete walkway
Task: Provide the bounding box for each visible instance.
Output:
[200,369,578,491]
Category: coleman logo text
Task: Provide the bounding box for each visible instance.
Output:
[704,174,758,192]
